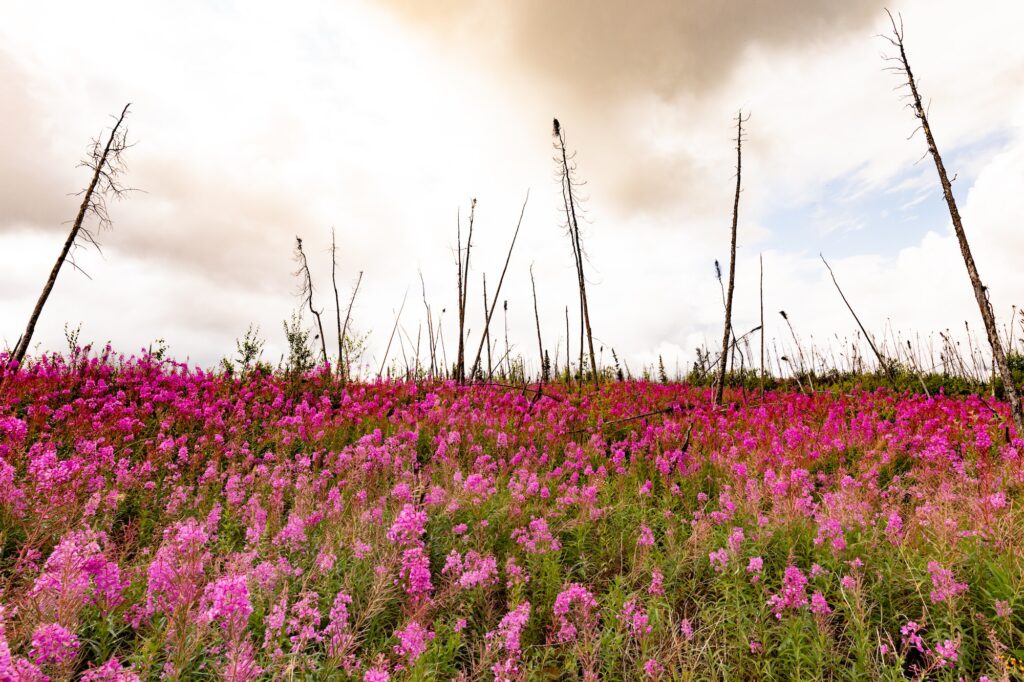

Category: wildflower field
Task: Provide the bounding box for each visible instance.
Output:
[1,352,1022,681]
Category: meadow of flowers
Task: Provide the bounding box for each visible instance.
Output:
[0,348,1022,681]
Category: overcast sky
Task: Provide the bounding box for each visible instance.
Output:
[3,0,1024,376]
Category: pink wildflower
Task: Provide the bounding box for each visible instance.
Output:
[619,599,652,638]
[80,657,141,681]
[30,623,80,666]
[709,548,729,573]
[393,621,434,665]
[649,568,665,596]
[637,524,655,547]
[927,562,968,603]
[809,591,831,617]
[934,638,959,667]
[551,583,599,643]
[768,565,809,619]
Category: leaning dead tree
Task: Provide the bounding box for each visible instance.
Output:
[470,191,529,380]
[293,236,328,367]
[10,104,132,366]
[339,270,363,384]
[884,10,1024,432]
[820,253,896,386]
[715,110,748,405]
[553,118,599,389]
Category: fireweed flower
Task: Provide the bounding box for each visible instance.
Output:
[199,574,252,636]
[709,548,730,573]
[399,546,433,598]
[325,593,354,658]
[768,565,809,619]
[511,517,561,554]
[637,524,655,547]
[287,590,323,653]
[551,583,599,643]
[746,556,763,577]
[927,562,968,603]
[392,622,434,666]
[386,504,428,546]
[504,557,530,588]
[145,518,211,619]
[3,352,1023,678]
[618,599,652,638]
[900,621,927,654]
[934,638,959,667]
[809,591,831,617]
[727,526,745,553]
[363,666,390,682]
[30,528,128,615]
[487,602,531,682]
[80,658,141,681]
[649,568,665,595]
[30,622,80,666]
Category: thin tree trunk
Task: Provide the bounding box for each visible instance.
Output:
[759,253,765,398]
[820,253,896,387]
[565,306,570,381]
[331,228,343,374]
[469,192,529,379]
[12,104,131,366]
[420,270,435,378]
[378,289,408,380]
[482,275,491,380]
[715,111,747,405]
[553,119,599,389]
[531,264,545,383]
[455,200,476,383]
[886,10,1023,431]
[294,237,328,368]
[503,300,510,379]
[340,271,363,385]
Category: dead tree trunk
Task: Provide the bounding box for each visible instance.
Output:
[553,118,599,389]
[12,104,132,366]
[820,253,896,386]
[378,290,408,380]
[340,271,363,384]
[715,110,748,406]
[455,200,476,383]
[482,275,492,379]
[565,305,571,381]
[470,192,529,380]
[759,253,765,397]
[420,270,436,378]
[884,10,1023,432]
[294,237,328,367]
[331,228,343,374]
[531,264,545,383]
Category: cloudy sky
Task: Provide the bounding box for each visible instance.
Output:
[3,0,1024,376]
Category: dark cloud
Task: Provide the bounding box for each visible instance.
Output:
[379,0,880,102]
[376,0,880,224]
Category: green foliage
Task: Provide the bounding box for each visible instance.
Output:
[282,310,316,375]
